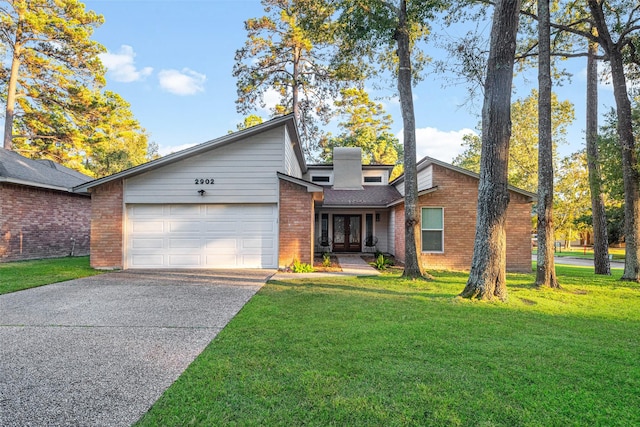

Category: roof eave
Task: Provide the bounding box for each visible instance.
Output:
[277,172,324,192]
[1,176,87,194]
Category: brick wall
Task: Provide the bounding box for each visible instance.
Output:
[394,165,533,273]
[90,179,124,269]
[278,179,316,267]
[0,183,90,262]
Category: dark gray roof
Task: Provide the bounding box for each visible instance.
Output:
[323,185,402,207]
[0,148,92,191]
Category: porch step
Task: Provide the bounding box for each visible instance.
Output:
[335,255,381,276]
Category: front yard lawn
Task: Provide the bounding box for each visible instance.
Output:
[0,256,101,295]
[136,266,640,426]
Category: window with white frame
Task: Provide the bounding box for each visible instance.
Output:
[421,207,443,252]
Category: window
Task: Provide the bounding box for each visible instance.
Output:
[320,214,329,246]
[364,176,382,183]
[365,214,375,247]
[312,176,330,183]
[421,208,443,252]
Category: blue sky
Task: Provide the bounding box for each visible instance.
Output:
[83,0,617,161]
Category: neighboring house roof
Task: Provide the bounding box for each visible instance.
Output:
[0,148,92,192]
[323,185,402,208]
[74,114,304,193]
[391,155,537,201]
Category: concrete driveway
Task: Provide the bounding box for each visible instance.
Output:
[0,269,273,427]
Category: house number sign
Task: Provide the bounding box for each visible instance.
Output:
[194,178,215,185]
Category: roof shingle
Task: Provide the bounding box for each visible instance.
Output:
[0,148,91,190]
[322,185,402,207]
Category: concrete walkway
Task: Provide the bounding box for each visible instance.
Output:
[271,254,380,280]
[0,270,272,427]
[533,255,625,269]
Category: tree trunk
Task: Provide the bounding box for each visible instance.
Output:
[535,0,559,288]
[397,0,424,279]
[3,43,22,151]
[585,39,611,275]
[588,0,640,281]
[610,51,640,281]
[460,0,521,300]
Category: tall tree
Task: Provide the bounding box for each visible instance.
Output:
[587,0,640,281]
[319,87,403,172]
[586,37,611,274]
[460,0,521,300]
[1,0,105,150]
[233,0,357,158]
[535,0,559,288]
[82,91,153,178]
[330,0,443,279]
[453,90,574,193]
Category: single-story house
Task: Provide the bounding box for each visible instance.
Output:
[0,148,91,262]
[74,115,535,272]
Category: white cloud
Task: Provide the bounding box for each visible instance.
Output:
[158,68,206,96]
[397,127,476,163]
[99,45,153,83]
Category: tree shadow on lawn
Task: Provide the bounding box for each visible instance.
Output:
[267,278,462,301]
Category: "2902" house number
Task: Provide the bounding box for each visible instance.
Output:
[194,178,215,185]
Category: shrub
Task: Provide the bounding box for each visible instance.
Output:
[322,252,332,267]
[291,259,314,273]
[373,254,393,270]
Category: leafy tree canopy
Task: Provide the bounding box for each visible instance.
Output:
[233,0,363,159]
[1,0,154,176]
[452,89,574,193]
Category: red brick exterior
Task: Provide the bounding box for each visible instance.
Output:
[278,179,318,267]
[0,182,90,262]
[90,180,124,269]
[395,165,533,273]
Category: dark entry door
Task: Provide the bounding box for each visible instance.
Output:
[333,215,361,252]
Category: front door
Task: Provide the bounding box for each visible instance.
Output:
[333,215,361,252]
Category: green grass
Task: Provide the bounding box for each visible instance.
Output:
[0,256,102,295]
[135,266,640,426]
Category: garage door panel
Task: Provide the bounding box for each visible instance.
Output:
[242,221,275,233]
[127,204,277,269]
[130,205,164,216]
[168,254,202,267]
[204,254,238,267]
[130,254,164,267]
[241,254,275,268]
[131,238,164,249]
[203,221,239,233]
[168,239,201,249]
[242,238,274,249]
[204,238,238,250]
[168,221,203,233]
[169,205,201,216]
[131,221,164,233]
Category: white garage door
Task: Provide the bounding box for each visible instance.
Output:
[126,204,277,268]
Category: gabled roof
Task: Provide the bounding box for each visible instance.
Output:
[74,114,304,193]
[277,172,324,193]
[391,155,537,201]
[322,185,402,208]
[0,148,92,192]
